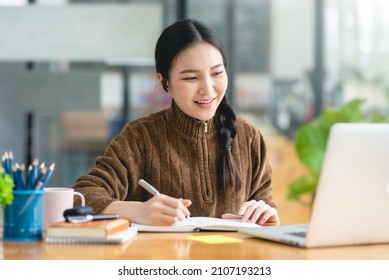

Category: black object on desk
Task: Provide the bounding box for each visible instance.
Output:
[63,206,119,223]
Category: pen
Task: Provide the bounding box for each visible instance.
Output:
[138,179,191,220]
[8,151,14,177]
[41,163,55,188]
[13,163,25,190]
[138,179,160,196]
[37,162,45,182]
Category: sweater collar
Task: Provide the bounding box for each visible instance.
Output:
[165,101,217,138]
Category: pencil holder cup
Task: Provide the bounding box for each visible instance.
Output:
[3,190,44,242]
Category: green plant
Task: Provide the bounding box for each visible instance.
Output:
[0,168,14,206]
[287,99,388,204]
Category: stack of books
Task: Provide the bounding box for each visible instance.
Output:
[44,218,137,244]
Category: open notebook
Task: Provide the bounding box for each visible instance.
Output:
[132,217,261,232]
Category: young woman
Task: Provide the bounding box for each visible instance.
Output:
[72,18,279,226]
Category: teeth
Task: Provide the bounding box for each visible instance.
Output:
[196,99,213,104]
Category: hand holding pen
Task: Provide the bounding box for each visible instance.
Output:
[138,179,192,226]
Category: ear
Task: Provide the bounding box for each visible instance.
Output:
[157,73,169,92]
[157,73,164,84]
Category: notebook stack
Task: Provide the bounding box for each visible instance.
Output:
[44,218,137,244]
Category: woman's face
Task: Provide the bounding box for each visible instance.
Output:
[166,42,228,122]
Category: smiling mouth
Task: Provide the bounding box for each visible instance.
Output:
[194,98,215,104]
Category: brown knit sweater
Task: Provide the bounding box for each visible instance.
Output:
[72,102,275,218]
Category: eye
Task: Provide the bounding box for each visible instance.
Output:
[183,76,197,81]
[212,71,224,76]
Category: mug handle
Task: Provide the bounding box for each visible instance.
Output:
[74,191,85,207]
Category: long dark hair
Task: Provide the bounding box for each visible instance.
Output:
[155,18,241,191]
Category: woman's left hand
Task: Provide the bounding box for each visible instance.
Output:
[222,200,280,226]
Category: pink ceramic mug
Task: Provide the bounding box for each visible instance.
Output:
[43,187,85,227]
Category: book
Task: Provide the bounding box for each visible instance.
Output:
[131,217,262,232]
[45,218,130,238]
[44,226,138,244]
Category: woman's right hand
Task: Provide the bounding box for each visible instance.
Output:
[137,194,192,226]
[100,195,192,226]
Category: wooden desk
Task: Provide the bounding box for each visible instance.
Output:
[2,232,389,260]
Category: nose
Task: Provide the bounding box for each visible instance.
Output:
[199,77,214,95]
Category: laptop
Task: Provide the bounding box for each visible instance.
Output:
[239,123,389,248]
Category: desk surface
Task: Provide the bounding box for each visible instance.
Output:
[2,232,389,260]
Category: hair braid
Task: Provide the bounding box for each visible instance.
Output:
[216,97,241,191]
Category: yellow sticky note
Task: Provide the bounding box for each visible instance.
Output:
[187,234,242,244]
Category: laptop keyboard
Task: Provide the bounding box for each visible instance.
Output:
[285,231,306,238]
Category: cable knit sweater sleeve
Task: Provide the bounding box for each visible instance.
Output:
[247,125,275,207]
[233,117,275,209]
[72,119,146,213]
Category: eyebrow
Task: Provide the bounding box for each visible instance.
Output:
[178,63,224,74]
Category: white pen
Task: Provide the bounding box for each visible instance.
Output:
[138,179,191,219]
[138,179,160,196]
